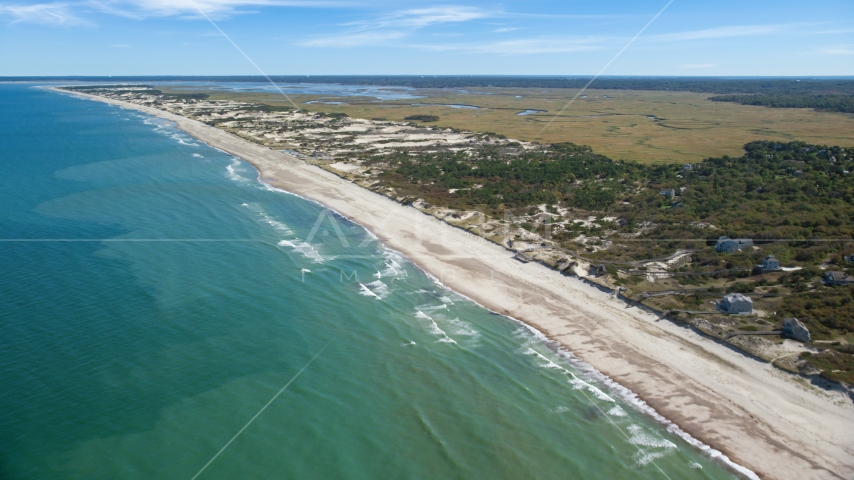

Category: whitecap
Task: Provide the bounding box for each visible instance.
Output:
[627,424,677,450]
[447,317,479,338]
[225,158,248,182]
[607,406,628,417]
[359,283,381,300]
[414,304,447,311]
[415,311,456,344]
[634,450,669,467]
[365,280,390,299]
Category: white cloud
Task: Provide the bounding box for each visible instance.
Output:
[90,0,337,19]
[0,0,342,24]
[651,24,791,42]
[0,2,89,25]
[417,36,607,55]
[347,5,493,29]
[809,45,854,55]
[303,5,496,49]
[647,23,852,43]
[299,30,406,47]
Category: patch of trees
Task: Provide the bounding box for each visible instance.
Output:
[377,139,854,264]
[710,94,854,113]
[404,115,440,122]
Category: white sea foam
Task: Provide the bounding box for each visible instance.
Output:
[365,280,390,299]
[415,304,448,311]
[243,203,295,237]
[627,424,677,450]
[170,133,199,146]
[634,450,669,467]
[278,239,325,263]
[192,153,204,158]
[359,283,381,300]
[527,349,616,403]
[379,250,407,278]
[607,406,628,417]
[447,317,479,338]
[225,158,248,183]
[301,268,311,273]
[415,311,456,344]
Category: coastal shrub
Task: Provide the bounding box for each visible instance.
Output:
[404,115,439,122]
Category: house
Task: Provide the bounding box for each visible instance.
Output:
[720,293,754,314]
[762,255,781,271]
[844,254,854,264]
[682,164,693,172]
[715,236,754,253]
[782,318,811,342]
[659,188,675,198]
[822,271,854,286]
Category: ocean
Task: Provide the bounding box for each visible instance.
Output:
[0,84,740,479]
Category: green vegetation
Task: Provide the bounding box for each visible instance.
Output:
[710,94,854,113]
[66,85,209,101]
[781,283,854,336]
[371,140,854,261]
[404,115,440,122]
[800,350,854,384]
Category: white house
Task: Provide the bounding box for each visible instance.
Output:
[720,293,754,314]
[660,188,675,198]
[715,236,754,253]
[762,255,781,271]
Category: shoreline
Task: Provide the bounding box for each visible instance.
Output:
[57,88,854,480]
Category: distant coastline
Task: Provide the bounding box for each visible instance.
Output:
[55,87,854,480]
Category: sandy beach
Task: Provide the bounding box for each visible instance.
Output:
[63,89,854,480]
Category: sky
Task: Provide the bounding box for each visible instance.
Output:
[0,0,852,76]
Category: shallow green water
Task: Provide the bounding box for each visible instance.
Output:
[0,84,743,479]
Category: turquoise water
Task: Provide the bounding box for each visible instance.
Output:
[0,85,740,479]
